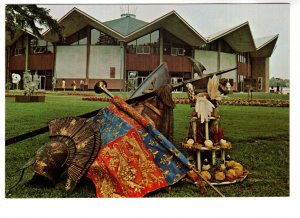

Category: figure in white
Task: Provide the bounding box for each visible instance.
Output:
[52,77,56,91]
[62,79,66,91]
[80,79,84,91]
[71,80,77,91]
[23,71,33,96]
[33,72,40,93]
[12,73,21,89]
[226,79,231,91]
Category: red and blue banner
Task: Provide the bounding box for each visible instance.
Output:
[87,96,194,197]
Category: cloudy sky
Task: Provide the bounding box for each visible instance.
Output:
[39,3,290,79]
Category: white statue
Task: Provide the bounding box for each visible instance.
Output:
[23,71,33,96]
[33,72,40,93]
[52,77,56,91]
[226,79,231,91]
[23,71,40,96]
[12,73,21,89]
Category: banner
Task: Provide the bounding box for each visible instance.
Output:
[87,96,193,197]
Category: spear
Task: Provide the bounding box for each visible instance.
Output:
[5,65,236,146]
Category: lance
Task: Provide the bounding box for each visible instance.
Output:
[5,66,236,146]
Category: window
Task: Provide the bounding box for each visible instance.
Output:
[91,28,118,45]
[171,47,185,56]
[127,30,159,55]
[30,39,38,47]
[257,77,263,90]
[14,48,23,56]
[177,48,184,55]
[136,45,150,54]
[34,47,47,54]
[127,41,136,54]
[137,34,150,46]
[110,67,116,78]
[237,53,247,63]
[171,48,177,56]
[65,27,88,45]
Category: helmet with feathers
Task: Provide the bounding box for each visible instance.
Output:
[14,117,101,193]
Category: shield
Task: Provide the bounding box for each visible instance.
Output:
[129,63,171,99]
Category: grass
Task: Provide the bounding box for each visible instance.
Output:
[5,92,289,198]
[171,91,290,100]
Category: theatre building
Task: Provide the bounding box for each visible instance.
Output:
[5,7,278,92]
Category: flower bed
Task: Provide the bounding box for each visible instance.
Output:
[82,96,289,107]
[82,97,112,102]
[219,98,289,107]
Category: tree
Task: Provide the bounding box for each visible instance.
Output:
[5,4,62,39]
[269,77,289,88]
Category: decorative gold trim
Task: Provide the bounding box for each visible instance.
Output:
[144,102,161,116]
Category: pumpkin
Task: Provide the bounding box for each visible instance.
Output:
[226,169,236,179]
[200,170,212,180]
[233,165,244,177]
[214,171,225,181]
[226,160,237,168]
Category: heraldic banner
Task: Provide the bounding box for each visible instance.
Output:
[86,96,195,197]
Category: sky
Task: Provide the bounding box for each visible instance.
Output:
[39,3,290,79]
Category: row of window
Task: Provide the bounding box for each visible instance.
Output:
[13,46,53,56]
[11,27,243,58]
[13,45,184,56]
[237,53,247,63]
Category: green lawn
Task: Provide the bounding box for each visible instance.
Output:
[172,91,289,100]
[5,93,289,197]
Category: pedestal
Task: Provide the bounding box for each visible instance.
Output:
[15,95,45,102]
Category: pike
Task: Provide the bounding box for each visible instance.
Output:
[5,63,236,146]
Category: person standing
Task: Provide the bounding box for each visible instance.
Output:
[52,77,56,91]
[62,79,66,91]
[80,79,84,91]
[72,80,77,91]
[226,79,231,91]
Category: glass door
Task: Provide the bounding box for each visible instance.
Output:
[39,75,46,90]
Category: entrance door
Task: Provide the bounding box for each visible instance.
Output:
[39,76,46,90]
[171,77,183,92]
[137,76,146,87]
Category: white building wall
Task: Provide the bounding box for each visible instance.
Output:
[89,45,122,79]
[194,50,218,74]
[220,52,237,82]
[194,50,237,82]
[55,46,87,78]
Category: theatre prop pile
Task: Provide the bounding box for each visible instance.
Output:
[10,60,246,197]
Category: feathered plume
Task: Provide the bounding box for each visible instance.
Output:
[207,75,222,101]
[186,83,195,102]
[195,95,215,123]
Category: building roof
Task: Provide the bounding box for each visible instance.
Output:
[125,10,207,46]
[251,35,279,57]
[206,22,278,57]
[206,22,256,52]
[7,7,278,58]
[43,8,207,46]
[104,14,148,36]
[254,35,278,50]
[5,28,37,47]
[43,7,126,42]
